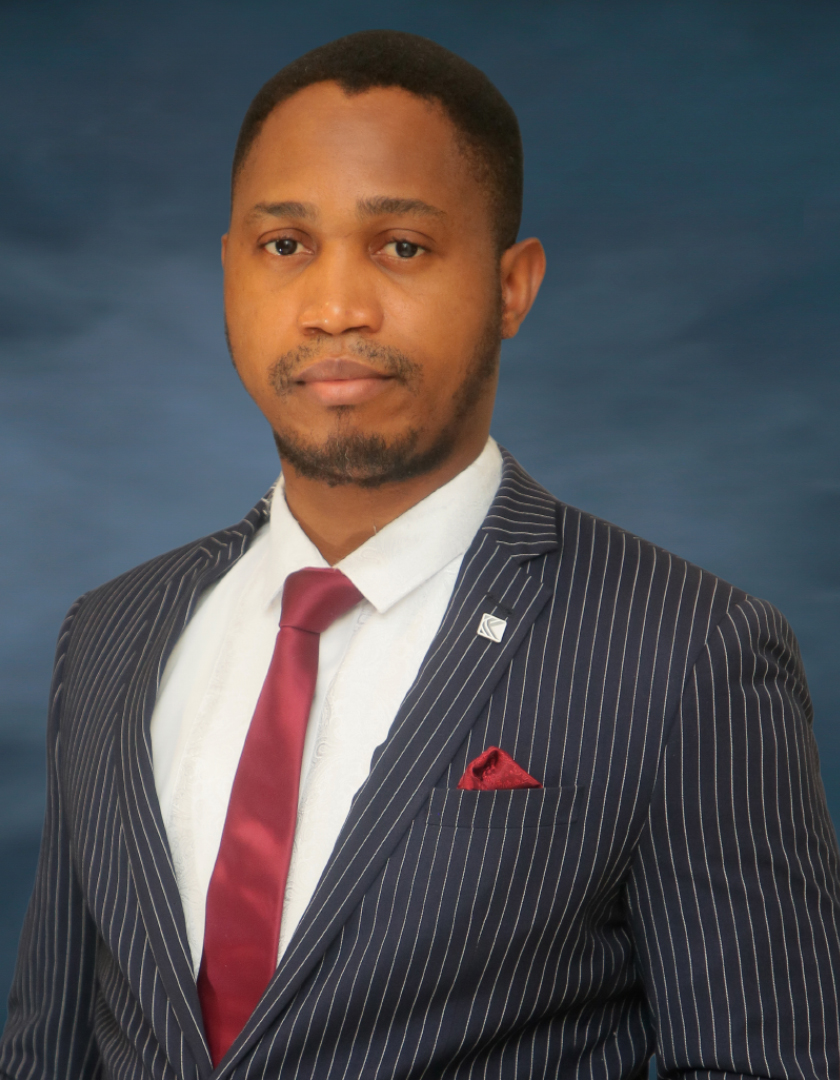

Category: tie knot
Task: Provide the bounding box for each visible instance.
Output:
[279,567,363,634]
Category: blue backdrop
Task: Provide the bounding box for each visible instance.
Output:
[1,0,838,1025]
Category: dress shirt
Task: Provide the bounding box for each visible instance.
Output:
[150,438,502,974]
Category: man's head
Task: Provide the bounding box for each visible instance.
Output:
[223,30,545,491]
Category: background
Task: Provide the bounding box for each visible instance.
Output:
[1,0,838,1039]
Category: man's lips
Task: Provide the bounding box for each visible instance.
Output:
[297,358,389,383]
[295,358,394,406]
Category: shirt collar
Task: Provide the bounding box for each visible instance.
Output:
[264,437,503,614]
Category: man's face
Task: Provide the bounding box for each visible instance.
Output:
[223,82,507,487]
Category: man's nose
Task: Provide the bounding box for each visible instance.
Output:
[297,244,383,336]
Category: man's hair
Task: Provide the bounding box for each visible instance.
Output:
[232,30,523,252]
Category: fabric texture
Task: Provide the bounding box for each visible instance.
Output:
[198,568,362,1066]
[149,438,503,971]
[1,449,839,1080]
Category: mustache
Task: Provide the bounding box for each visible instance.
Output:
[268,339,422,396]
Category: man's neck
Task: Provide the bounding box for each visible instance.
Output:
[280,439,489,565]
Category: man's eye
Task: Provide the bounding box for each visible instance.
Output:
[384,240,423,259]
[266,238,302,256]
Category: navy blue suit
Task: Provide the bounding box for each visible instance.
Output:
[2,451,839,1079]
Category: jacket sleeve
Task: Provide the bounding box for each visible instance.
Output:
[627,595,840,1079]
[0,598,102,1080]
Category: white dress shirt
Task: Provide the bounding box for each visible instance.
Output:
[150,438,502,974]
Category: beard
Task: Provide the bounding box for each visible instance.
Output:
[255,309,502,489]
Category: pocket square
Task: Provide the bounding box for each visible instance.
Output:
[457,746,542,791]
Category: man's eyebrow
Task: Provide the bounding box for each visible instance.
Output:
[245,201,318,224]
[357,196,446,220]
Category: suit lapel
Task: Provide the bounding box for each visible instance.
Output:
[221,454,560,1072]
[113,500,269,1078]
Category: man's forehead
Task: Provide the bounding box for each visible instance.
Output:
[243,84,465,173]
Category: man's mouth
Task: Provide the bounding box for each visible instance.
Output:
[295,357,395,406]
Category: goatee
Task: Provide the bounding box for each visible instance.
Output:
[265,320,501,489]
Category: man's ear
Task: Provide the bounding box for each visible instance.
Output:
[221,233,228,267]
[499,237,546,339]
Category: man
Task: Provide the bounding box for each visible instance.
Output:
[2,28,839,1080]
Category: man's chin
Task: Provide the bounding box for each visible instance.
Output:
[272,427,456,489]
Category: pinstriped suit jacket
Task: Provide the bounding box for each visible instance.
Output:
[2,450,839,1080]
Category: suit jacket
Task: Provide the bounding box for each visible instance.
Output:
[2,451,839,1080]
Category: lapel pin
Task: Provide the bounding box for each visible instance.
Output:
[477,612,507,643]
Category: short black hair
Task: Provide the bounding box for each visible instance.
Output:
[232,30,523,252]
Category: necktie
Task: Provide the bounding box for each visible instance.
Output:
[197,567,363,1065]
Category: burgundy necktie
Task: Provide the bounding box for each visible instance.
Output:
[197,567,363,1065]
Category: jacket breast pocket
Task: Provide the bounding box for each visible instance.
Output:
[425,785,582,830]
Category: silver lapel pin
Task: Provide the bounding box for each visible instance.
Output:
[477,612,507,643]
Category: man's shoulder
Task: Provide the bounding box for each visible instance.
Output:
[496,449,749,605]
[495,452,797,671]
[69,493,271,634]
[557,492,745,600]
[502,464,808,738]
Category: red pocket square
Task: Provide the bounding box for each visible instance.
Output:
[457,747,542,791]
